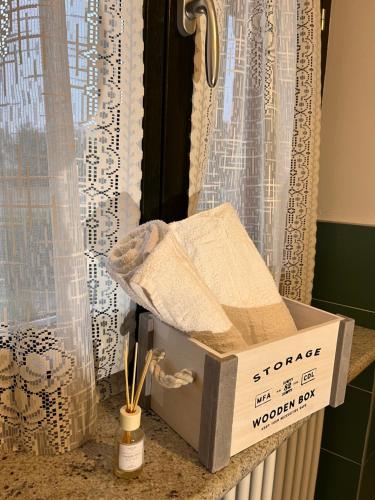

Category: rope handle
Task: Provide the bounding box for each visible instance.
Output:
[149,349,194,389]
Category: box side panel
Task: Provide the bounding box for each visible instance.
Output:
[150,319,206,451]
[198,354,237,472]
[329,316,355,407]
[284,297,339,330]
[230,320,340,456]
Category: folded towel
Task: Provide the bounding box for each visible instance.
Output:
[108,220,169,313]
[170,204,297,344]
[108,222,247,353]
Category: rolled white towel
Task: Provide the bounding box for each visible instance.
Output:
[108,220,169,314]
[108,221,247,353]
[170,203,297,344]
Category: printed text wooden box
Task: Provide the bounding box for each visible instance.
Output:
[138,298,353,472]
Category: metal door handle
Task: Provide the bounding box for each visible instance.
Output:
[177,0,219,88]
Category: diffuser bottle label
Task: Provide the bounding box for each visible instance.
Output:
[119,441,144,471]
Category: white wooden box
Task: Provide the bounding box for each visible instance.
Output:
[138,298,354,472]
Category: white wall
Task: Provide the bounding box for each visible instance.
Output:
[318,0,375,225]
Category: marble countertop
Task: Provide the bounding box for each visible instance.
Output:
[1,326,374,500]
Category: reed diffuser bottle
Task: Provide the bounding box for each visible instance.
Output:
[113,342,153,478]
[114,405,145,478]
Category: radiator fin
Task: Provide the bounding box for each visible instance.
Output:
[222,410,324,500]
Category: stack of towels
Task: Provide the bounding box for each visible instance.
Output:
[108,203,297,354]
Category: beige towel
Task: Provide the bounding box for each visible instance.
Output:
[108,221,247,353]
[170,204,297,344]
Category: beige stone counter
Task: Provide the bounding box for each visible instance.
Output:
[1,326,374,500]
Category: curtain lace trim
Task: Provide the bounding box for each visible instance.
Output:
[280,0,321,304]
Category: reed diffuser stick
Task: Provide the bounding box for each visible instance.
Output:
[130,342,139,411]
[133,350,153,410]
[124,341,130,410]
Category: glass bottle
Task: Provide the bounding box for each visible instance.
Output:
[113,405,145,479]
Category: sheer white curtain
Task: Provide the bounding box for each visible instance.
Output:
[0,0,96,454]
[0,0,144,453]
[189,0,297,282]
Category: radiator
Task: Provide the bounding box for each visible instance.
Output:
[222,410,324,500]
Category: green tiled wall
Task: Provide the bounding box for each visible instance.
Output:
[312,221,375,329]
[313,221,375,500]
[321,385,372,463]
[315,364,375,500]
[315,450,361,500]
[360,452,375,500]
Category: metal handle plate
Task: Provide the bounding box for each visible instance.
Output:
[177,0,219,88]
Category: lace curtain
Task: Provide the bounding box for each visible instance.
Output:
[189,0,298,282]
[0,0,144,453]
[279,0,321,304]
[80,0,143,391]
[189,0,321,298]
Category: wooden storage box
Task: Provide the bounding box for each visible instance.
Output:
[138,298,354,472]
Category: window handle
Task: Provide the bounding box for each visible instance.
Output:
[177,0,219,88]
